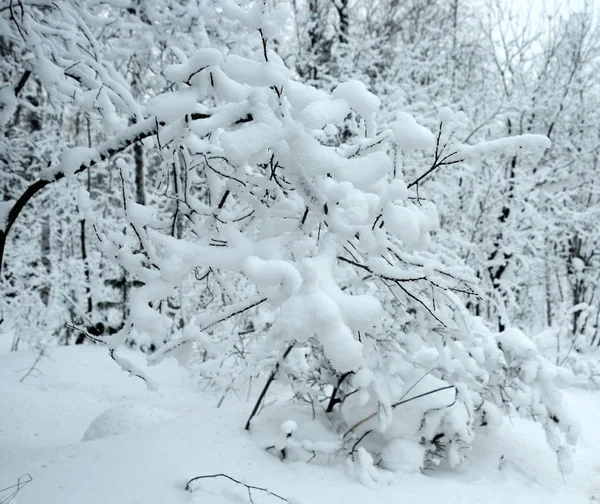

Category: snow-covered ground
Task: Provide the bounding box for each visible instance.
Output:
[1,339,599,504]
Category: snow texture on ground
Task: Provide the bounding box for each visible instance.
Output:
[1,340,599,504]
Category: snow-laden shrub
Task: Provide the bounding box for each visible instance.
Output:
[322,311,578,474]
[533,303,600,388]
[68,1,577,476]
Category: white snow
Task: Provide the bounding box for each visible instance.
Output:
[0,85,17,127]
[223,55,287,88]
[301,98,351,129]
[498,328,538,359]
[82,403,177,441]
[146,89,198,123]
[332,80,381,117]
[386,179,409,202]
[392,112,435,151]
[243,255,302,303]
[341,373,457,439]
[0,345,599,503]
[280,420,298,436]
[277,288,364,371]
[220,122,286,166]
[41,146,99,180]
[381,437,426,473]
[458,134,552,160]
[285,80,329,110]
[0,199,15,232]
[383,203,421,247]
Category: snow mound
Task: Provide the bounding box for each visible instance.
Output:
[82,404,177,441]
[381,437,426,473]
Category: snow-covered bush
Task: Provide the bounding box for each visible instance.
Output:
[533,304,600,388]
[1,0,579,479]
[74,2,577,475]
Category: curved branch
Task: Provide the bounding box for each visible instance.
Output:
[0,112,254,276]
[186,473,287,501]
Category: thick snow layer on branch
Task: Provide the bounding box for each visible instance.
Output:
[282,130,338,177]
[285,80,329,110]
[498,328,538,360]
[314,252,383,331]
[302,98,350,129]
[323,182,373,228]
[336,151,391,188]
[222,0,290,37]
[458,134,551,160]
[386,179,409,202]
[383,203,420,247]
[332,80,380,117]
[130,284,172,340]
[224,56,288,88]
[0,200,15,232]
[211,68,253,101]
[36,55,64,88]
[392,112,435,151]
[281,129,391,195]
[382,201,438,250]
[222,0,265,29]
[243,256,302,303]
[187,47,222,69]
[146,89,197,123]
[126,199,157,228]
[220,122,286,165]
[278,286,363,372]
[41,147,100,180]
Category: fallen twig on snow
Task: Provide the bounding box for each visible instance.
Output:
[19,347,46,382]
[185,473,288,503]
[0,473,32,504]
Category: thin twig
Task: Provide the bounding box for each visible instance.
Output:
[14,70,31,96]
[391,385,456,409]
[349,430,372,460]
[185,473,287,502]
[258,29,269,62]
[337,255,426,283]
[19,347,45,382]
[344,385,456,437]
[202,298,267,332]
[245,344,294,431]
[65,323,104,344]
[65,324,155,388]
[0,473,32,504]
[396,283,446,327]
[326,371,353,413]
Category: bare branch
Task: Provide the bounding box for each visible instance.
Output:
[186,473,288,502]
